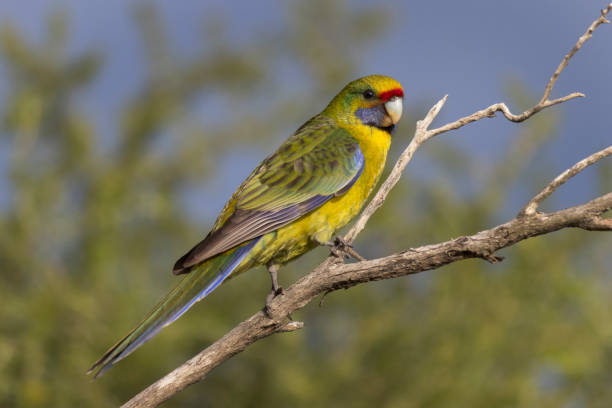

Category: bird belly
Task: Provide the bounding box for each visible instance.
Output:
[248,192,364,267]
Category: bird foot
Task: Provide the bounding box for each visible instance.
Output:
[264,287,293,320]
[323,236,367,261]
[264,263,283,318]
[264,263,296,320]
[266,286,284,307]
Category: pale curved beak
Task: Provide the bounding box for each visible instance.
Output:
[384,96,403,124]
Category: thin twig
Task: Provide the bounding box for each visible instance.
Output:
[427,95,582,139]
[520,145,612,216]
[539,3,611,105]
[344,95,447,242]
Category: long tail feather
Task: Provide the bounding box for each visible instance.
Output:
[88,238,259,378]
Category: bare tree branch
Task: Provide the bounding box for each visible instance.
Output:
[540,4,611,105]
[121,3,612,407]
[123,190,612,408]
[520,146,612,216]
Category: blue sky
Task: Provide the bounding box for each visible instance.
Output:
[0,0,610,216]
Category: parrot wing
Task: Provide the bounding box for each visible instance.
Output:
[173,115,364,274]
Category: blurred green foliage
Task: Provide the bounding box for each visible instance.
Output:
[1,2,611,407]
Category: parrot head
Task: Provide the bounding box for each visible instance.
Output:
[324,75,404,133]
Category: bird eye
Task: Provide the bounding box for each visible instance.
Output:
[362,89,375,99]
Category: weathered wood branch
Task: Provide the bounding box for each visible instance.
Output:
[123,186,612,408]
[122,3,612,407]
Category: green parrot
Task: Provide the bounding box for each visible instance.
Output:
[89,74,404,378]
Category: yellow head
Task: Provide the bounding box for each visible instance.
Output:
[323,75,404,133]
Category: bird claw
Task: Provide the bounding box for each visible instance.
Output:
[266,286,284,303]
[324,236,367,261]
[264,287,293,320]
[264,286,283,318]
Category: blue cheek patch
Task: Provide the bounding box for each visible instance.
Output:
[355,105,386,127]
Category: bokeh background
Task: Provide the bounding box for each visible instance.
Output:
[1,1,612,407]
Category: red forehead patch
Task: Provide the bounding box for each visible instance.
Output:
[379,88,404,102]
